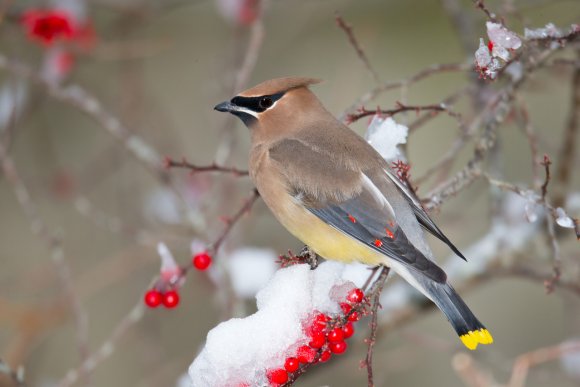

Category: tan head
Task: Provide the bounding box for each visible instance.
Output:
[214,77,330,141]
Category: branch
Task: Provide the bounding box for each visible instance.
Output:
[0,53,168,181]
[346,102,460,124]
[164,157,249,176]
[339,62,469,122]
[553,58,580,207]
[335,13,381,84]
[363,266,390,387]
[0,144,89,382]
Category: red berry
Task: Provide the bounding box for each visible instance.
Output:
[347,288,364,304]
[193,252,212,270]
[487,40,494,52]
[309,331,326,348]
[144,289,162,308]
[348,311,360,322]
[162,290,180,308]
[319,350,331,363]
[329,341,347,354]
[340,302,352,315]
[284,357,299,373]
[327,327,344,342]
[342,322,355,339]
[267,369,288,384]
[296,345,316,364]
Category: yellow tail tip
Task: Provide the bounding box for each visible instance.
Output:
[459,329,493,350]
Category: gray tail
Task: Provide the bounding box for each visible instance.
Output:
[424,281,493,350]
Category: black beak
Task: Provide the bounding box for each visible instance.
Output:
[214,101,235,113]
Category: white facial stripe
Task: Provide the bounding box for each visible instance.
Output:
[234,106,259,118]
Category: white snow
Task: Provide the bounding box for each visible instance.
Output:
[365,115,409,161]
[189,262,361,387]
[227,247,278,298]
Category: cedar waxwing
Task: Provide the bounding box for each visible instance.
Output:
[214,77,493,350]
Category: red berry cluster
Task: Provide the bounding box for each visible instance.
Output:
[144,252,213,309]
[264,287,366,386]
[144,289,180,309]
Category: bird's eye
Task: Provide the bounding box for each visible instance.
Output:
[259,97,273,109]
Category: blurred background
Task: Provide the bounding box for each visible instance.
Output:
[1,0,579,386]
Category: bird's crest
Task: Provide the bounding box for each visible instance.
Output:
[239,77,321,97]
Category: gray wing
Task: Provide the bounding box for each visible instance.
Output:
[384,169,467,261]
[269,138,447,283]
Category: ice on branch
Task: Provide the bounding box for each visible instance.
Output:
[227,247,278,298]
[555,207,575,229]
[189,262,362,387]
[486,22,522,50]
[524,23,580,40]
[364,115,408,161]
[158,242,182,284]
[474,22,522,80]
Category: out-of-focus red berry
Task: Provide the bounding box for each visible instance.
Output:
[21,10,75,46]
[144,289,162,308]
[162,290,180,308]
[193,252,212,270]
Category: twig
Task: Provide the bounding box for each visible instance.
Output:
[0,54,167,180]
[164,157,249,176]
[363,266,390,387]
[0,144,89,382]
[339,62,469,122]
[508,340,580,387]
[57,304,145,387]
[515,100,541,189]
[539,156,562,293]
[473,0,497,22]
[346,102,460,124]
[206,189,261,256]
[553,58,580,207]
[335,13,381,84]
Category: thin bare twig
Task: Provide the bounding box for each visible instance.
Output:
[363,266,390,387]
[207,189,261,256]
[346,102,460,124]
[0,144,89,382]
[508,340,580,387]
[335,13,381,84]
[553,58,580,207]
[164,157,249,176]
[339,62,469,122]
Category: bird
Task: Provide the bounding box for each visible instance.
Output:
[213,77,493,350]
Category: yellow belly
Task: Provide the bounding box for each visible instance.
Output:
[277,197,385,266]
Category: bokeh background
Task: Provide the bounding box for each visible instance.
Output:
[1,0,580,386]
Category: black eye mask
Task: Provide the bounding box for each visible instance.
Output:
[230,92,285,113]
